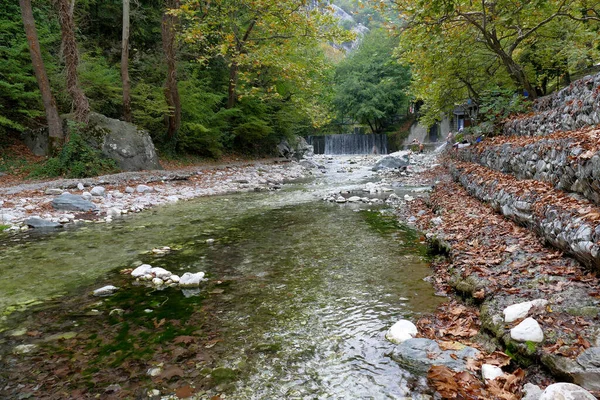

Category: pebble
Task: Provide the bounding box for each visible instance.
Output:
[136,184,153,193]
[93,285,119,297]
[125,186,135,193]
[45,188,63,195]
[77,182,85,190]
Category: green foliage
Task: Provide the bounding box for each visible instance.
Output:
[0,0,60,137]
[478,89,531,126]
[333,29,411,133]
[79,52,122,119]
[29,123,118,178]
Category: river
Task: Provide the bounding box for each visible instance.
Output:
[0,156,442,399]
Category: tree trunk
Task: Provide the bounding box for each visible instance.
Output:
[161,0,181,139]
[496,50,537,100]
[121,0,132,122]
[19,0,63,151]
[54,0,90,125]
[227,61,238,109]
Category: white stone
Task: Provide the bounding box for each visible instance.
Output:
[90,186,106,196]
[131,264,153,277]
[125,186,135,193]
[106,208,122,218]
[336,196,347,203]
[166,195,179,202]
[385,319,418,344]
[147,367,162,377]
[45,188,63,195]
[112,191,124,198]
[404,195,414,202]
[93,285,119,297]
[206,238,215,244]
[170,275,180,283]
[77,182,85,190]
[150,267,172,279]
[179,272,206,287]
[510,317,544,342]
[540,383,596,400]
[481,364,504,381]
[136,184,153,193]
[522,383,543,400]
[13,344,38,354]
[152,277,164,286]
[504,299,548,323]
[347,196,361,202]
[82,191,92,200]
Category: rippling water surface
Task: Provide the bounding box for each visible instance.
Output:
[0,157,442,398]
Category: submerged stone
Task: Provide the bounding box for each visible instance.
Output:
[386,319,418,344]
[179,272,205,287]
[93,285,119,297]
[24,217,62,229]
[391,338,480,374]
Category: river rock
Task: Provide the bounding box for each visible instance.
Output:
[24,217,62,229]
[372,152,410,171]
[347,196,362,203]
[523,383,544,400]
[77,182,85,190]
[481,364,504,381]
[137,184,153,193]
[336,196,347,203]
[179,272,205,287]
[106,208,122,218]
[131,264,153,277]
[391,338,480,374]
[151,278,164,286]
[125,186,135,193]
[504,299,548,323]
[510,317,544,342]
[93,285,119,297]
[51,193,98,211]
[90,186,106,196]
[386,319,418,344]
[540,383,596,400]
[13,344,38,355]
[150,267,172,279]
[45,188,63,195]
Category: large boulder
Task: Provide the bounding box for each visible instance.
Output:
[278,137,314,160]
[22,113,162,171]
[372,151,410,171]
[83,113,162,171]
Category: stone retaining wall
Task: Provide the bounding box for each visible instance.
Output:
[448,162,600,271]
[503,73,600,136]
[453,136,600,205]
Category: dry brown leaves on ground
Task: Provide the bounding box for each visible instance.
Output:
[428,365,525,400]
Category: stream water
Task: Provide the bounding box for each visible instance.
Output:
[0,157,443,399]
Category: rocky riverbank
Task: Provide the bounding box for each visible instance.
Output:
[0,159,306,231]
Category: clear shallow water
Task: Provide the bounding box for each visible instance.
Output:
[0,157,442,398]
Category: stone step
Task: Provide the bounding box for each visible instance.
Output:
[448,160,600,271]
[452,127,600,205]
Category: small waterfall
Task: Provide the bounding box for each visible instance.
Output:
[306,134,388,155]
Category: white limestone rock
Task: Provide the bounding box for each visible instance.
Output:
[347,196,361,203]
[106,208,122,218]
[170,275,180,283]
[481,364,504,381]
[179,272,206,287]
[510,317,544,343]
[150,267,172,279]
[336,196,347,203]
[136,184,153,193]
[125,186,135,193]
[90,186,106,196]
[131,264,153,278]
[503,299,549,323]
[386,319,418,344]
[151,277,164,286]
[540,383,596,400]
[522,383,543,400]
[93,285,119,297]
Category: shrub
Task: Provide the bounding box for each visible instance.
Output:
[29,122,118,178]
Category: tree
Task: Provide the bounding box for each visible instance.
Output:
[162,0,181,139]
[177,0,350,109]
[53,0,90,124]
[333,29,410,133]
[121,0,132,122]
[19,0,63,148]
[391,0,600,100]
